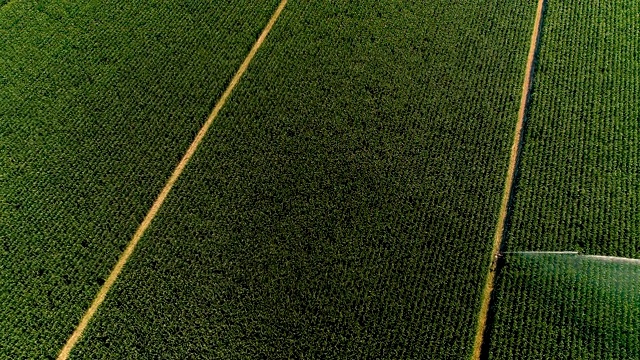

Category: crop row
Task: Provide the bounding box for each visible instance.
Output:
[505,0,640,257]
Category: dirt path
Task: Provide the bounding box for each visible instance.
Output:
[55,1,288,359]
[471,0,546,359]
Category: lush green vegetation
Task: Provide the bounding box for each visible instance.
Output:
[16,0,638,358]
[487,0,640,358]
[69,1,537,358]
[505,0,640,257]
[0,1,280,358]
[487,254,640,359]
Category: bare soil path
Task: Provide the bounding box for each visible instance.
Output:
[471,0,546,358]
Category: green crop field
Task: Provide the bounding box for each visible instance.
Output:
[486,0,640,358]
[3,0,639,359]
[1,0,280,358]
[504,0,640,256]
[68,1,538,358]
[488,254,640,359]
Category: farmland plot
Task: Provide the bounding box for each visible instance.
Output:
[69,1,538,358]
[487,0,640,358]
[487,254,640,359]
[504,0,640,257]
[0,1,280,358]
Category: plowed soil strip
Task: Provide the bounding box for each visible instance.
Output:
[471,0,546,359]
[55,1,288,358]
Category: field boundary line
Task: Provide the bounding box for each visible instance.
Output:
[55,1,288,358]
[471,0,546,359]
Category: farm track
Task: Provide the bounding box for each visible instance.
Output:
[472,0,546,358]
[55,1,288,359]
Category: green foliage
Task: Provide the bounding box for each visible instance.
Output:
[488,0,640,358]
[70,0,536,358]
[0,1,280,358]
[488,254,640,359]
[506,0,640,257]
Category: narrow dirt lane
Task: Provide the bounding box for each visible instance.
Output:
[471,0,546,358]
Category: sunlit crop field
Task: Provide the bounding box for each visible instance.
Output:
[487,0,640,358]
[2,0,637,359]
[488,254,640,359]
